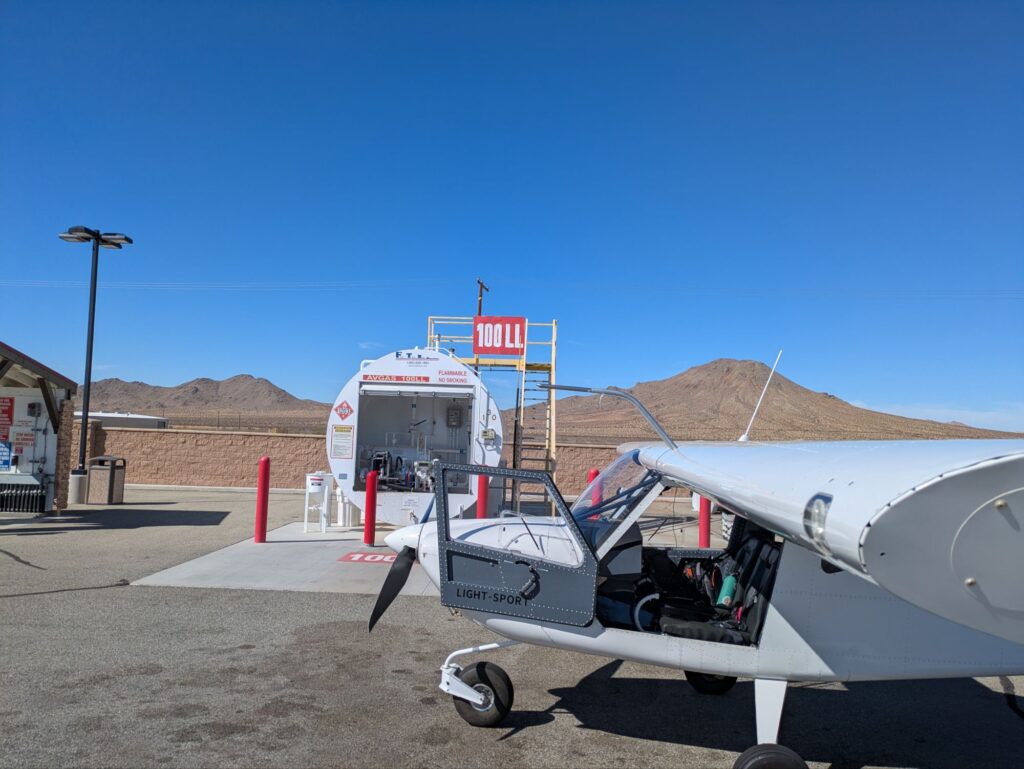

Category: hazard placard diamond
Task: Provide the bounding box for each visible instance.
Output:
[334,400,353,420]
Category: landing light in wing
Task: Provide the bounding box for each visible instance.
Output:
[802,493,833,555]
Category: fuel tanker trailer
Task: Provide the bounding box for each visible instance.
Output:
[326,348,503,526]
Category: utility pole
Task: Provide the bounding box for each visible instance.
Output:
[476,277,489,315]
[474,278,489,372]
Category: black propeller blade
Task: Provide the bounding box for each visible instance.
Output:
[368,546,416,631]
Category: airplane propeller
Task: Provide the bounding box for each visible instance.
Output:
[368,545,417,631]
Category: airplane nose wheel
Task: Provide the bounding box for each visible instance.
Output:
[451,661,514,727]
[732,744,807,769]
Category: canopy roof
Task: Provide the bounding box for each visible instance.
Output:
[0,341,77,393]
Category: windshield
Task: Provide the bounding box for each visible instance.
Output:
[572,451,660,550]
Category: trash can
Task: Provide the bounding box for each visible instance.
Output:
[86,456,127,505]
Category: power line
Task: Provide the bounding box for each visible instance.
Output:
[0,279,454,291]
[1,279,1020,298]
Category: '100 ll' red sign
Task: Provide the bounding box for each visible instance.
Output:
[473,316,526,356]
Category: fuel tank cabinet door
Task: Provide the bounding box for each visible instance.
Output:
[434,463,599,627]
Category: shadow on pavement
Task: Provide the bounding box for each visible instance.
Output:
[502,660,1024,769]
[0,508,229,536]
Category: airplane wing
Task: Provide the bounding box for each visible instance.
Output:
[629,439,1024,645]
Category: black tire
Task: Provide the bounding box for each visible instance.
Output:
[452,661,514,727]
[685,670,738,695]
[732,744,808,769]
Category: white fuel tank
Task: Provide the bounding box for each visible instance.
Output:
[326,348,503,526]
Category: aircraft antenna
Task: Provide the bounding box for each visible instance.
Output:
[739,349,782,443]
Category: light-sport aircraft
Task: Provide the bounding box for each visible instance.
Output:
[368,385,1024,769]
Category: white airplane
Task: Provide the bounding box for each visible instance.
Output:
[368,384,1024,769]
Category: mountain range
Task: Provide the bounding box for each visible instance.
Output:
[76,361,1020,441]
[75,374,325,413]
[529,359,1017,443]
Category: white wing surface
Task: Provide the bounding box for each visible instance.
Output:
[632,440,1024,645]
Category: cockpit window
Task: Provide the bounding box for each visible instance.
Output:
[572,451,660,549]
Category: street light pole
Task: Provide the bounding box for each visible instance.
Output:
[58,226,133,492]
[78,235,101,472]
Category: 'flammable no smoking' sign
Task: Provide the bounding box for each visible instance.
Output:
[339,552,397,564]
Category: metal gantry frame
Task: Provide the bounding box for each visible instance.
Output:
[426,316,558,506]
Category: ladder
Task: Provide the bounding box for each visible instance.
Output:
[425,316,557,515]
[509,323,557,514]
[513,372,555,473]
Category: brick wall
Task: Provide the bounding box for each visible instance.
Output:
[550,443,619,493]
[98,427,327,489]
[69,419,105,467]
[497,443,620,495]
[68,425,624,494]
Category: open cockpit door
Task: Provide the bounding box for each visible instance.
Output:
[435,463,599,627]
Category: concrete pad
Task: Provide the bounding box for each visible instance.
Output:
[132,521,438,596]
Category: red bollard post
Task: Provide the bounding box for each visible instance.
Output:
[476,474,489,519]
[254,455,270,543]
[698,495,711,548]
[363,470,378,546]
[587,467,601,506]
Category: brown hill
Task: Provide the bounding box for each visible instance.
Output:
[76,375,329,414]
[510,359,1020,444]
[76,361,1019,441]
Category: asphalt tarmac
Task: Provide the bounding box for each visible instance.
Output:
[2,489,1023,769]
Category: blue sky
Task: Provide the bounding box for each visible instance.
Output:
[2,1,1022,430]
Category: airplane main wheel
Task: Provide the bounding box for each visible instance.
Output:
[452,661,514,727]
[685,670,738,695]
[732,744,808,769]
